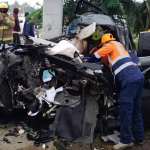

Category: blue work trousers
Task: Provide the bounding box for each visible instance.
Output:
[120,79,144,144]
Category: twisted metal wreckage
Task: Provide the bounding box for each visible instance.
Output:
[0,0,150,146]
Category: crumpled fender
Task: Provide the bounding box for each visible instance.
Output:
[0,52,23,84]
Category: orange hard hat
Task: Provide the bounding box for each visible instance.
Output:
[99,33,116,46]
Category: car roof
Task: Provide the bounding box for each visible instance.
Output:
[78,13,116,26]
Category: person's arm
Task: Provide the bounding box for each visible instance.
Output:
[0,13,5,22]
[15,18,20,32]
[102,55,109,65]
[4,14,15,28]
[24,20,31,39]
[89,47,98,55]
[94,43,113,59]
[88,54,100,62]
[23,20,26,38]
[88,43,113,62]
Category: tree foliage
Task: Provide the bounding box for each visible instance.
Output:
[26,7,43,27]
[100,0,150,34]
[63,0,150,34]
[8,1,36,15]
[63,0,77,25]
[25,0,150,35]
[63,0,102,25]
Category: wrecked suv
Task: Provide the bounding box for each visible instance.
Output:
[47,0,150,127]
[0,0,150,145]
[63,0,150,126]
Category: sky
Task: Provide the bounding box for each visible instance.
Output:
[6,0,144,7]
[7,0,43,7]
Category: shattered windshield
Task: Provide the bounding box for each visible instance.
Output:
[67,19,80,34]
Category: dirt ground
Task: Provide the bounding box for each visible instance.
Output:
[65,133,150,150]
[0,123,55,150]
[0,109,150,150]
[66,140,150,150]
[0,124,150,150]
[0,108,55,150]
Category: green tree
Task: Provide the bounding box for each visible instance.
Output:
[8,0,20,14]
[26,0,78,27]
[36,2,41,6]
[63,0,102,25]
[63,0,77,25]
[26,6,43,27]
[100,0,150,34]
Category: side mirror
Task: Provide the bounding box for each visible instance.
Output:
[19,20,23,23]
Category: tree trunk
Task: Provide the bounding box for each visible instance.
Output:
[144,0,150,30]
[139,13,145,31]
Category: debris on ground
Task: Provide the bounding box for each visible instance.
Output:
[101,130,120,144]
[42,143,46,149]
[33,131,54,147]
[21,123,30,132]
[5,129,19,137]
[27,132,37,141]
[0,109,150,150]
[19,129,25,134]
[17,126,23,130]
[3,137,11,144]
[0,125,7,129]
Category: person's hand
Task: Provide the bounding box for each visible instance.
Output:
[1,13,7,18]
[83,59,88,62]
[24,37,26,40]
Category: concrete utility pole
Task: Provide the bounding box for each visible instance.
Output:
[42,0,63,39]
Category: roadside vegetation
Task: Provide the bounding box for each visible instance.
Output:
[27,0,150,36]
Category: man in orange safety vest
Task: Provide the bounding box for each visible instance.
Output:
[88,33,144,150]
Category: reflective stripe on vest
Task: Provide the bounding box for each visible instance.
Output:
[6,19,10,24]
[0,26,9,30]
[0,37,13,41]
[94,51,101,59]
[114,62,135,75]
[107,41,135,75]
[108,41,130,66]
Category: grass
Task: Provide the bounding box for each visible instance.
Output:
[64,134,114,150]
[54,131,150,150]
[93,135,113,150]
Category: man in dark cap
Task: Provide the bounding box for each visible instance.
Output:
[23,12,35,45]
